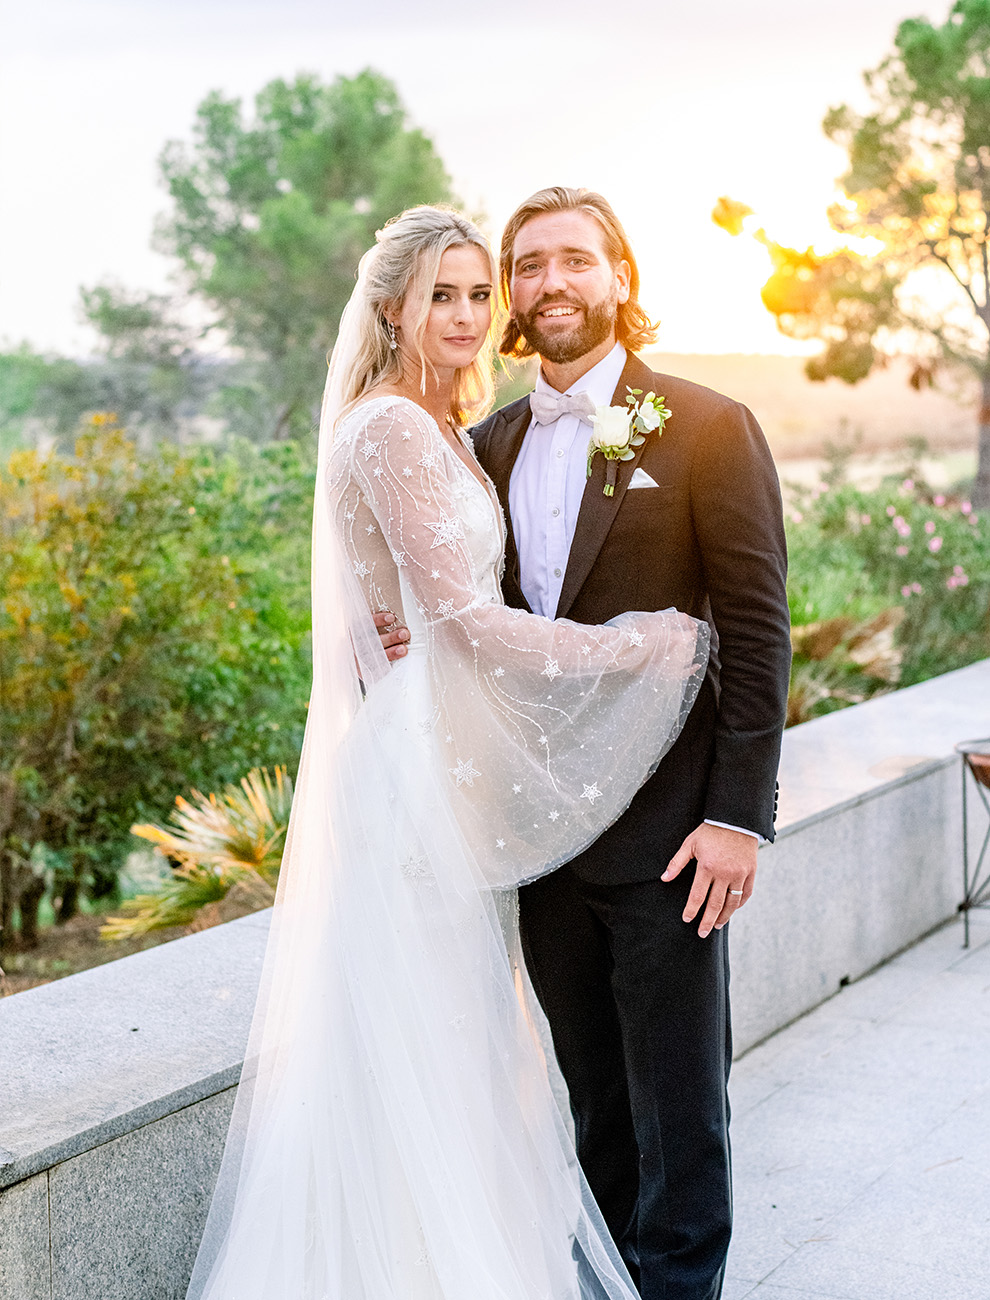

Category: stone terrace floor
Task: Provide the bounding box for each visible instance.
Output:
[724,908,990,1299]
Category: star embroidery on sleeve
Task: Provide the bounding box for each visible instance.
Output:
[496,838,506,849]
[450,758,480,787]
[512,783,522,793]
[580,783,603,805]
[401,430,412,440]
[469,638,480,648]
[401,466,413,477]
[372,465,384,478]
[431,570,441,580]
[538,735,548,746]
[353,560,369,578]
[628,630,645,647]
[391,550,406,567]
[581,643,593,655]
[494,666,505,678]
[437,598,455,618]
[419,450,440,470]
[365,523,376,534]
[426,513,465,549]
[548,809,560,821]
[542,659,562,681]
[361,439,381,459]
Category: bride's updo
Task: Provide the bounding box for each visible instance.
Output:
[328,206,498,428]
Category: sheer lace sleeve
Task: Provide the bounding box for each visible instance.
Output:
[329,396,708,887]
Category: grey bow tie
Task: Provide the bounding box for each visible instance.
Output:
[529,390,597,426]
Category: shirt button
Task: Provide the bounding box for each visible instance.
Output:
[556,449,565,458]
[551,507,560,517]
[553,567,562,578]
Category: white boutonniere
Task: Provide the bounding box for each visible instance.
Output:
[587,388,671,497]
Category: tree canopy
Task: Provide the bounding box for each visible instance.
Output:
[155,69,454,440]
[715,0,990,504]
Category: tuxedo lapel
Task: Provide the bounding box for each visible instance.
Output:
[555,353,657,620]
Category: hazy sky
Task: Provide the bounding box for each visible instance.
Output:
[1,0,937,357]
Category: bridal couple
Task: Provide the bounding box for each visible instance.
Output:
[185,188,791,1300]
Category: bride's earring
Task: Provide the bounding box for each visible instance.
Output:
[387,320,398,351]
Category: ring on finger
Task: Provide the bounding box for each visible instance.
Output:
[728,889,744,896]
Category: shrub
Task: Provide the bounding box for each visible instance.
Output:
[102,766,292,938]
[0,420,312,951]
[784,469,989,724]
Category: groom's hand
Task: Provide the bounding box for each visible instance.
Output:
[374,609,409,662]
[663,824,757,939]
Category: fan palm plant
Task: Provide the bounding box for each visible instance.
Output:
[101,766,292,939]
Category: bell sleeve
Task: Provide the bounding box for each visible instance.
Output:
[339,399,710,887]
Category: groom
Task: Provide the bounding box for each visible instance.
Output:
[383,187,791,1300]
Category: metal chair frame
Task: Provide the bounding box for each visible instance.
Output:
[957,739,990,949]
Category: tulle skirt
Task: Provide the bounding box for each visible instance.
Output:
[185,647,639,1300]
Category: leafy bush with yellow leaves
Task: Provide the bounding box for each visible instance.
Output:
[0,419,312,951]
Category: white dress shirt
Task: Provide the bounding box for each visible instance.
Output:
[507,343,762,846]
[509,343,627,619]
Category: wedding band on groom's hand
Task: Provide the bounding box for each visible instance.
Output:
[728,889,744,896]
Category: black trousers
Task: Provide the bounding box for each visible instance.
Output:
[518,863,732,1300]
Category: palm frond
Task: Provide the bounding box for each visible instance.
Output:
[103,766,290,939]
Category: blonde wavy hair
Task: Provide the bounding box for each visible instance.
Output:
[330,206,498,427]
[498,187,658,360]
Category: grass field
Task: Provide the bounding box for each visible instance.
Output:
[643,352,978,463]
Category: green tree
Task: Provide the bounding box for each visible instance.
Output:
[0,419,313,952]
[715,1,990,505]
[156,68,454,441]
[0,347,95,456]
[2,295,224,452]
[35,287,221,447]
[0,347,50,456]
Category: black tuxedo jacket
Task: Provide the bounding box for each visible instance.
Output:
[471,352,791,886]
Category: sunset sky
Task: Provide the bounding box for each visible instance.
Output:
[2,0,938,358]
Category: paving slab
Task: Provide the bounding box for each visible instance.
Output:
[725,911,990,1300]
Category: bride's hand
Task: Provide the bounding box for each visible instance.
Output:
[374,609,410,662]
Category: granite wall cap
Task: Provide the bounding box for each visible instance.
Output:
[776,657,990,832]
[0,910,270,1189]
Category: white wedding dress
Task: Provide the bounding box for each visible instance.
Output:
[185,395,708,1300]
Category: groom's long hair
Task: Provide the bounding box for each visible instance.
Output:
[498,187,659,360]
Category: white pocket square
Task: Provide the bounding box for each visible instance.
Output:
[627,468,659,489]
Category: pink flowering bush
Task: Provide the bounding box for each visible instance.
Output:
[785,470,989,723]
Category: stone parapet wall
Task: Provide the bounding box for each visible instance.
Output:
[2,659,988,1299]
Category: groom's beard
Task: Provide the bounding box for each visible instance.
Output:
[514,292,618,365]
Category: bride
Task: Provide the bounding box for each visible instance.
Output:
[185,206,709,1300]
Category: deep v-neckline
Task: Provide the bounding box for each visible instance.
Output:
[439,422,507,553]
[429,409,490,498]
